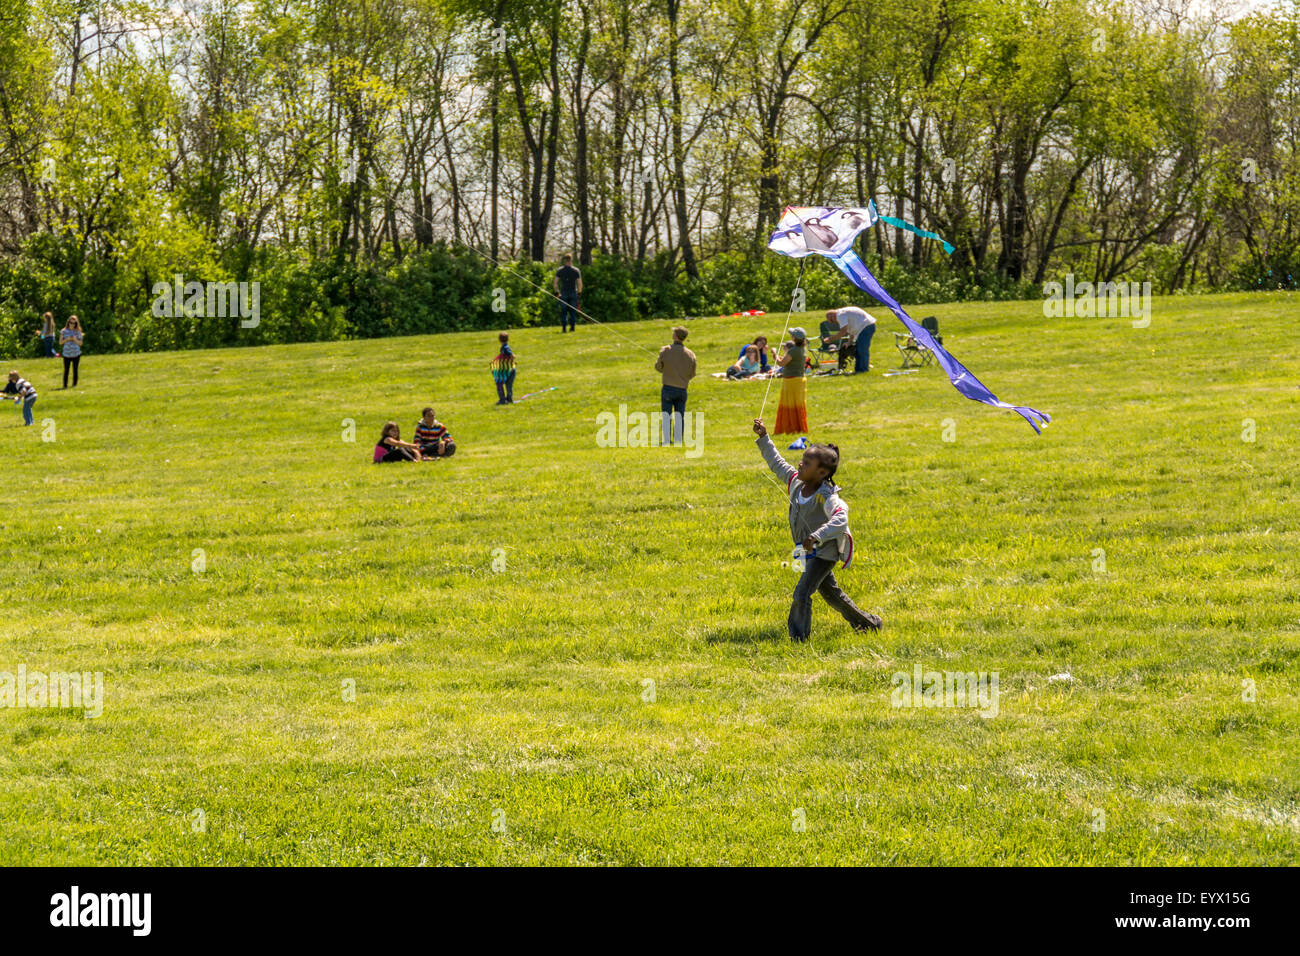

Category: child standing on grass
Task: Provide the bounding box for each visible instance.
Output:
[490,331,516,405]
[4,371,38,426]
[414,407,456,458]
[753,418,881,641]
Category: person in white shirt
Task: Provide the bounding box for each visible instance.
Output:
[822,307,877,374]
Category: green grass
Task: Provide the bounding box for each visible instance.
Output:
[1,291,1297,865]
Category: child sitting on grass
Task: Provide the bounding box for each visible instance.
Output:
[414,407,456,458]
[753,417,881,641]
[727,345,762,380]
[373,421,422,462]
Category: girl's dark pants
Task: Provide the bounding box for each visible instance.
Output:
[789,556,877,640]
[63,355,79,387]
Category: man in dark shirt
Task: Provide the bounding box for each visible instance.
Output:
[553,254,582,333]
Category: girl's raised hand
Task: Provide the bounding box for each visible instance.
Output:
[753,419,767,437]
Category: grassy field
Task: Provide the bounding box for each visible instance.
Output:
[1,290,1297,865]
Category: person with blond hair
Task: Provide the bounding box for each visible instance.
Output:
[37,312,57,358]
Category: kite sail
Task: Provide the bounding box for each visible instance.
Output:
[767,203,1050,433]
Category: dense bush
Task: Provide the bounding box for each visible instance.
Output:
[0,238,1079,359]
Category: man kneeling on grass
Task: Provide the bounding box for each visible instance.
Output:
[414,407,456,459]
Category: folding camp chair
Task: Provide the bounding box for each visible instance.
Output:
[892,315,942,370]
[818,320,852,372]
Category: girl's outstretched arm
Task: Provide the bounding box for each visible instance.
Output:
[754,420,797,486]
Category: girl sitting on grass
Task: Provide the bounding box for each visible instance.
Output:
[373,422,422,462]
[753,417,881,642]
[727,345,762,380]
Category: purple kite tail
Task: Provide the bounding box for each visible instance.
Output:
[831,250,1051,433]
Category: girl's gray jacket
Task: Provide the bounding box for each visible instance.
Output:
[757,434,855,568]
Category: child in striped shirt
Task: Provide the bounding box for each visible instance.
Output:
[414,407,456,458]
[4,371,38,426]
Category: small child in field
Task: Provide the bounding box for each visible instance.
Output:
[374,421,422,462]
[414,407,456,458]
[490,331,516,405]
[4,371,38,426]
[753,417,881,641]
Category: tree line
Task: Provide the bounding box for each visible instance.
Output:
[0,0,1296,356]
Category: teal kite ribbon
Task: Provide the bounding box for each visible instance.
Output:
[877,215,955,256]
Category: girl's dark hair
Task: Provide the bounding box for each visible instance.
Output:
[807,442,840,482]
[381,421,399,441]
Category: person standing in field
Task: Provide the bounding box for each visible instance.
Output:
[554,253,582,333]
[4,371,38,426]
[37,313,57,358]
[773,328,809,435]
[490,331,517,405]
[655,325,696,446]
[60,315,83,388]
[822,307,877,374]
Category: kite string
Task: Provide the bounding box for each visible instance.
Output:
[461,242,658,356]
[758,257,807,424]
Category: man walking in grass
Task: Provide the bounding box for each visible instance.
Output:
[655,326,696,446]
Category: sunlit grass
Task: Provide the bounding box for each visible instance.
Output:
[1,291,1297,864]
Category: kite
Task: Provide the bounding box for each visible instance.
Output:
[768,202,1050,433]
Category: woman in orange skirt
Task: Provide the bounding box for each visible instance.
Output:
[773,327,809,435]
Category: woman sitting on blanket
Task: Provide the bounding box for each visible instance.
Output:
[373,421,423,462]
[736,336,771,373]
[727,345,763,380]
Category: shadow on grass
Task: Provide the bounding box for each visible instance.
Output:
[704,624,787,644]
